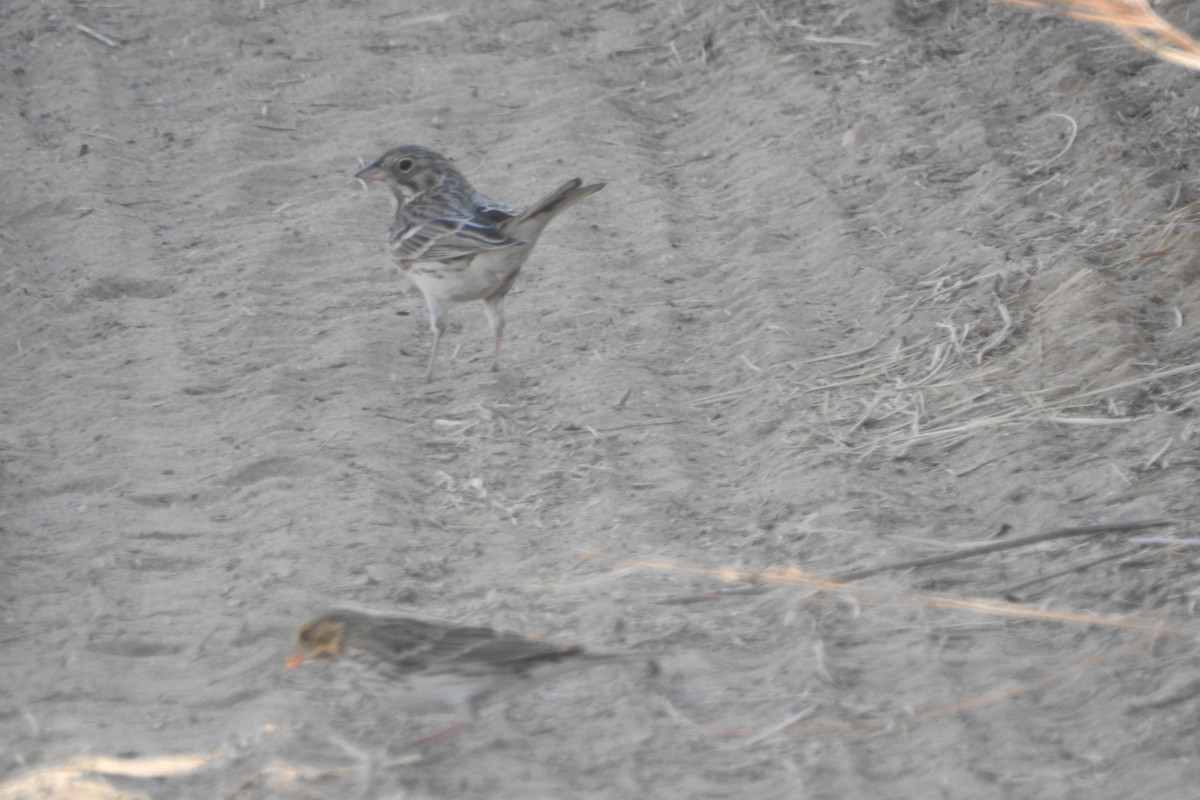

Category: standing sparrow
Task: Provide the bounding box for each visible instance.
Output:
[285,608,626,735]
[354,145,604,381]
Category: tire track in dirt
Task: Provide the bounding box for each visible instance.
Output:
[0,1,397,755]
[9,2,1200,796]
[585,11,897,555]
[0,4,264,758]
[570,9,1046,793]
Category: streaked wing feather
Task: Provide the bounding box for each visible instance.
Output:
[473,192,518,224]
[431,626,581,668]
[354,616,452,671]
[454,638,581,668]
[390,213,520,261]
[339,612,582,676]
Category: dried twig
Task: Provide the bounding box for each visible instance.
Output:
[76,23,120,48]
[835,519,1174,581]
[736,707,817,749]
[1001,0,1200,71]
[995,547,1140,597]
[658,586,773,605]
[1128,537,1200,549]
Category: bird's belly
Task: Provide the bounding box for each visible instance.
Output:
[402,250,530,303]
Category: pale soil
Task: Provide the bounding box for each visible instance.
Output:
[4,1,1200,798]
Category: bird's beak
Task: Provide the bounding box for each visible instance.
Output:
[284,649,307,669]
[354,161,386,182]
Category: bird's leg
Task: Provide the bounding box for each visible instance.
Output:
[482,295,506,373]
[425,331,443,383]
[423,294,448,383]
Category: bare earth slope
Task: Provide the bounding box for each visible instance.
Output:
[4,1,1200,797]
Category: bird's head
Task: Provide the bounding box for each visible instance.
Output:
[354,145,461,200]
[284,615,348,669]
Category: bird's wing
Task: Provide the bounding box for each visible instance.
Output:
[390,198,522,261]
[362,617,464,672]
[340,613,585,679]
[433,626,582,668]
[369,617,578,668]
[472,192,518,224]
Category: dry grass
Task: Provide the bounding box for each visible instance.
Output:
[795,236,1200,458]
[0,752,217,800]
[807,337,1200,459]
[1001,0,1200,70]
[569,545,1192,740]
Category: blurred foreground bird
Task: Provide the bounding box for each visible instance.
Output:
[285,608,632,742]
[354,145,605,381]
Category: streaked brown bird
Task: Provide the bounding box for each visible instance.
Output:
[354,145,605,382]
[285,608,627,738]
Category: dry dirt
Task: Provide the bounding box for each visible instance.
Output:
[4,1,1200,798]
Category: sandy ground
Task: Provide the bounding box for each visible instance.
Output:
[5,0,1200,797]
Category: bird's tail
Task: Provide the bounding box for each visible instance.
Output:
[514,179,605,230]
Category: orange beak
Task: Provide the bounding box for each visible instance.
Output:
[283,649,307,670]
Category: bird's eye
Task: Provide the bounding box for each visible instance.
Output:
[397,158,414,172]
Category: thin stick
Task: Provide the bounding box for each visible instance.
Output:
[834,519,1175,581]
[599,420,687,433]
[76,23,120,48]
[688,383,763,406]
[994,547,1139,596]
[559,420,685,435]
[738,707,817,749]
[1128,537,1200,548]
[658,587,773,605]
[803,35,878,47]
[793,336,886,366]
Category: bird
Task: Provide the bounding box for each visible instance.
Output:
[353,144,605,382]
[284,608,631,741]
